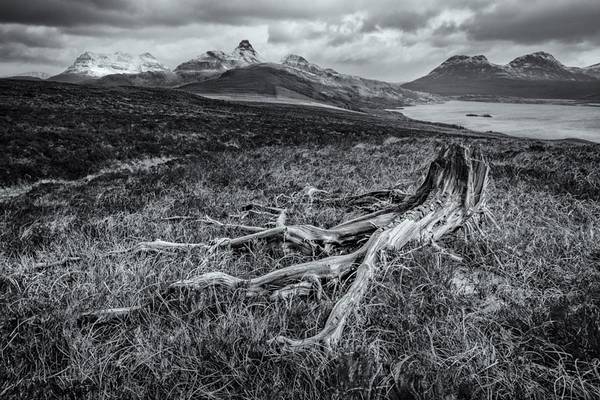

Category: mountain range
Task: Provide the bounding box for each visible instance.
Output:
[403,52,600,100]
[43,40,436,109]
[48,41,266,87]
[6,43,600,107]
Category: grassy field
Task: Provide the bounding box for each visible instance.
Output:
[1,80,599,399]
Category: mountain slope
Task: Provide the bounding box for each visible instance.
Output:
[583,63,600,79]
[180,63,352,107]
[172,40,263,83]
[94,71,181,87]
[404,52,600,99]
[182,56,437,110]
[282,54,438,106]
[49,52,168,83]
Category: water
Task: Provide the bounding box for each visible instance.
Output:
[395,100,600,143]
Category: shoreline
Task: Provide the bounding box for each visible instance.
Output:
[445,95,600,107]
[391,100,600,144]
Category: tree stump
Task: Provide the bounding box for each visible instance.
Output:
[81,144,491,349]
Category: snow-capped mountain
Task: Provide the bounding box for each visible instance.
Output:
[50,51,168,83]
[174,40,263,76]
[65,51,168,77]
[231,40,262,64]
[403,51,600,99]
[92,40,265,88]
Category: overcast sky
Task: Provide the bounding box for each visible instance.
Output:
[1,0,599,81]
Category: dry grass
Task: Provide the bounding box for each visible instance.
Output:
[2,136,599,399]
[1,81,599,399]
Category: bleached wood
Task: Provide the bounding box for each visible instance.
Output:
[82,145,490,349]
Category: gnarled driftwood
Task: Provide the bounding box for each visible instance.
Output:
[81,144,490,349]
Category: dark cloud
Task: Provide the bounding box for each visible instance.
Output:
[0,24,65,65]
[1,0,599,80]
[0,0,133,27]
[0,25,64,48]
[361,10,437,33]
[4,0,597,45]
[460,0,600,44]
[0,43,61,64]
[0,0,343,28]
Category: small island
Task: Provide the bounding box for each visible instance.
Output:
[466,113,493,118]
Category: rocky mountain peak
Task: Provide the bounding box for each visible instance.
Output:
[282,54,309,65]
[505,51,584,80]
[236,40,254,51]
[281,54,329,76]
[442,55,490,66]
[428,54,505,79]
[174,41,262,74]
[232,40,262,64]
[509,51,562,68]
[470,55,489,63]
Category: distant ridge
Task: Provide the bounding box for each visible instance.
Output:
[403,51,600,99]
[4,71,50,80]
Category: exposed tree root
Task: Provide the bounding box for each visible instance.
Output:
[81,144,490,349]
[32,256,82,271]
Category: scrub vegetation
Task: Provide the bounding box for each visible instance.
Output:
[1,80,599,399]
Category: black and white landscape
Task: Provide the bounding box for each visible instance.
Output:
[1,1,600,399]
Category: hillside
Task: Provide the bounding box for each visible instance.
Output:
[181,62,437,110]
[0,79,469,186]
[404,52,600,99]
[584,62,600,79]
[40,41,438,110]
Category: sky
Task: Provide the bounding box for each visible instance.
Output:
[1,0,600,82]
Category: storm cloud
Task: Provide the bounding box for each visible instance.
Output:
[1,0,599,80]
[460,0,600,44]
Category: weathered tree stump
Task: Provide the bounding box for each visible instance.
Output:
[81,144,490,349]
